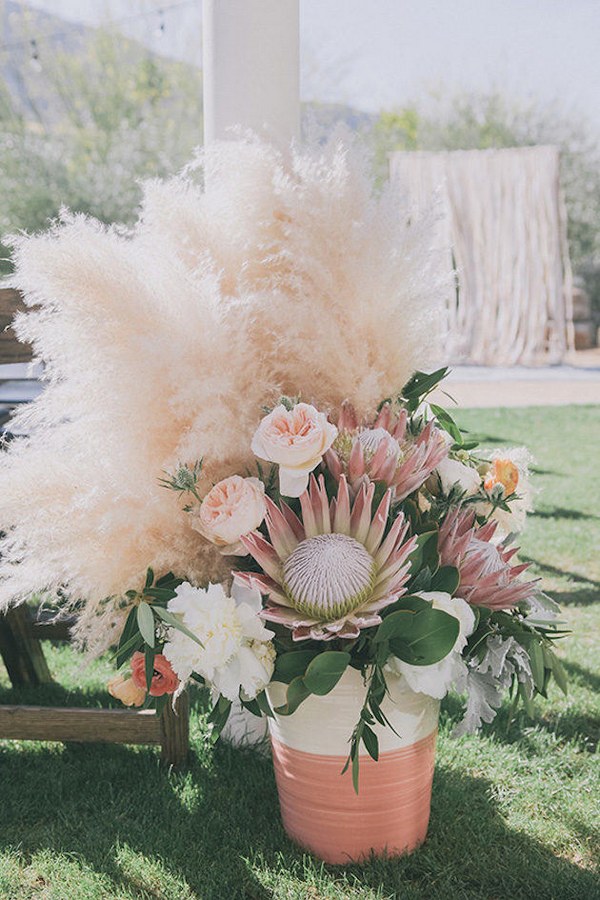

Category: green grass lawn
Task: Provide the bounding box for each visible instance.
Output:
[0,406,598,900]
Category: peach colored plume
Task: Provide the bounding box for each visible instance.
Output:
[0,135,448,652]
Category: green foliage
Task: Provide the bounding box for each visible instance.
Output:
[273,651,351,715]
[206,694,232,742]
[401,367,450,412]
[374,597,460,666]
[0,23,203,274]
[302,651,352,695]
[158,461,203,503]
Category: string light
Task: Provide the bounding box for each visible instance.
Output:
[0,0,196,57]
[155,9,166,38]
[29,38,42,72]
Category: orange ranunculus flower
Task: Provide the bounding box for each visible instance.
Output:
[130,651,180,697]
[484,458,519,497]
[107,673,146,707]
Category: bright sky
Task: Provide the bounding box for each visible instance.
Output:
[17,0,600,128]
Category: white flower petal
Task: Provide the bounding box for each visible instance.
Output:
[279,466,312,498]
[436,457,481,496]
[231,575,263,613]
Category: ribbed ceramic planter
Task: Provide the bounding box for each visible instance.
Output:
[268,667,439,865]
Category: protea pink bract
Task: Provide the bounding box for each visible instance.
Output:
[438,508,538,611]
[236,474,416,641]
[325,401,448,502]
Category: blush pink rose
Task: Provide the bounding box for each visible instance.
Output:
[130,651,180,697]
[251,402,338,497]
[193,475,266,555]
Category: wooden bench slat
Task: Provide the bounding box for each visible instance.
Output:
[0,287,31,364]
[0,705,162,744]
[28,621,74,641]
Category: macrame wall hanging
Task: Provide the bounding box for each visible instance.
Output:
[389,145,574,366]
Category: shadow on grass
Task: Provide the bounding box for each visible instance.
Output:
[468,433,513,446]
[563,659,600,694]
[546,588,599,606]
[442,692,599,756]
[343,764,599,900]
[519,556,600,606]
[530,507,600,522]
[0,727,598,899]
[0,681,119,708]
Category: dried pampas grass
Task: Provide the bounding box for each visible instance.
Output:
[0,135,447,651]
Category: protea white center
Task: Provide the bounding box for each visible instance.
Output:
[357,428,402,461]
[283,533,376,621]
[468,538,506,578]
[238,474,416,642]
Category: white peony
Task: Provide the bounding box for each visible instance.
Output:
[436,456,481,497]
[163,578,275,701]
[251,402,338,498]
[387,590,476,700]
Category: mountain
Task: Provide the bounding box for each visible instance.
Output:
[0,0,375,135]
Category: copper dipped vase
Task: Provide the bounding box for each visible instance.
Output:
[268,667,439,865]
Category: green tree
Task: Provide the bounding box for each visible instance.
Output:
[0,23,203,274]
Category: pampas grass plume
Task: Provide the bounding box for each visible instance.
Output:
[0,136,447,650]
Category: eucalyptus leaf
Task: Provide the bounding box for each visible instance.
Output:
[303,651,351,695]
[408,530,439,576]
[544,646,568,695]
[528,639,545,692]
[207,695,232,741]
[136,601,155,648]
[519,682,536,718]
[145,647,156,691]
[430,565,460,595]
[144,587,180,603]
[117,605,139,651]
[255,690,275,719]
[362,724,379,761]
[429,403,463,444]
[273,650,318,684]
[352,741,360,793]
[114,630,144,668]
[387,606,460,666]
[374,601,427,642]
[144,568,154,589]
[401,367,449,407]
[154,606,204,647]
[273,676,312,716]
[239,695,262,718]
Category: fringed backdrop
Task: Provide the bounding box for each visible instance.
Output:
[389,145,574,365]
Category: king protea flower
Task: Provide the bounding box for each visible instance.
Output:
[438,509,538,610]
[325,401,448,502]
[236,474,416,641]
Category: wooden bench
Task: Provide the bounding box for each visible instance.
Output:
[0,287,189,765]
[0,285,38,436]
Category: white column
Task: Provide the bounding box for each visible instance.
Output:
[201,0,300,750]
[202,0,300,144]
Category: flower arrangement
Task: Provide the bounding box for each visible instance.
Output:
[110,371,567,788]
[0,134,569,861]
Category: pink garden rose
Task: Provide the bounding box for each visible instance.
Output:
[251,402,338,497]
[130,651,180,697]
[193,475,266,555]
